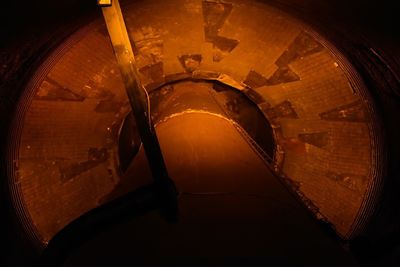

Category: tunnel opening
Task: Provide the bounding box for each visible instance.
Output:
[118,79,276,174]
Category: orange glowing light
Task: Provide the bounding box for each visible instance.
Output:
[97,0,112,7]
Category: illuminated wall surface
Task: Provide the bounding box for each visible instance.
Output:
[8,0,383,249]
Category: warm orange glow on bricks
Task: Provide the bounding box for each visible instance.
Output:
[9,0,381,250]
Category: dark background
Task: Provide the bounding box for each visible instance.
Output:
[1,0,399,55]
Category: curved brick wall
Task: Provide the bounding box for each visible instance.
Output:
[7,0,384,246]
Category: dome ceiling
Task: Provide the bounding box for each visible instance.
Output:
[8,0,383,247]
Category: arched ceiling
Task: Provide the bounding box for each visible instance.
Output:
[8,0,383,248]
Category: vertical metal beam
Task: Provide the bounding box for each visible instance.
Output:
[98,0,177,221]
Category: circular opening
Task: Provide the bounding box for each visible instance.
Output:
[118,80,276,175]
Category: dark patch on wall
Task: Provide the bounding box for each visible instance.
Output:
[202,1,233,39]
[139,62,164,83]
[244,68,300,88]
[243,70,269,89]
[265,100,299,120]
[59,148,109,182]
[319,100,368,122]
[128,27,164,72]
[267,67,300,85]
[326,171,367,192]
[212,36,239,53]
[276,31,324,67]
[244,31,323,88]
[269,31,323,85]
[298,132,330,148]
[178,54,202,73]
[84,80,115,99]
[35,78,85,101]
[202,0,239,62]
[94,96,124,113]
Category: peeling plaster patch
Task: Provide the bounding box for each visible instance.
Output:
[298,132,330,148]
[244,68,299,88]
[319,100,367,122]
[202,0,239,62]
[276,31,324,67]
[265,100,299,120]
[139,61,164,83]
[59,148,109,182]
[94,96,124,113]
[243,70,269,89]
[267,67,300,85]
[35,78,85,102]
[130,26,164,66]
[80,82,113,99]
[178,54,202,73]
[212,36,239,53]
[326,171,368,192]
[244,31,323,88]
[269,31,323,84]
[128,27,166,85]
